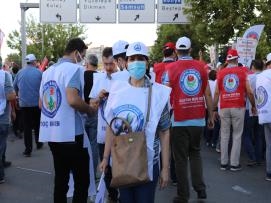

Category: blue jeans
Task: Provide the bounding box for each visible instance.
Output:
[243,112,264,162]
[119,163,159,203]
[264,124,271,175]
[0,124,9,180]
[84,114,98,177]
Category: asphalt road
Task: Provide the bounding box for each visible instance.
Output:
[0,131,270,203]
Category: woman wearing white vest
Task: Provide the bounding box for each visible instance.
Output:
[100,42,171,203]
[39,38,98,203]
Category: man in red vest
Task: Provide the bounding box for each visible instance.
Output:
[164,36,214,203]
[153,42,177,185]
[213,49,256,171]
[153,42,176,84]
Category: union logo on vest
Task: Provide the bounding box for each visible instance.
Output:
[180,69,202,96]
[223,74,239,93]
[256,86,268,109]
[113,104,144,134]
[42,80,62,118]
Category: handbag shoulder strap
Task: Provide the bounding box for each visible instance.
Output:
[144,83,152,129]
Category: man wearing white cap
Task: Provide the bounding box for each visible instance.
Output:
[164,36,213,202]
[112,40,129,71]
[111,40,130,81]
[213,49,256,171]
[13,53,43,157]
[256,53,271,181]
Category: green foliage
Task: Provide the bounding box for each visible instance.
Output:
[186,0,257,44]
[6,53,21,68]
[150,24,206,63]
[6,15,87,62]
[151,0,271,62]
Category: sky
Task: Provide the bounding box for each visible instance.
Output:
[0,0,158,60]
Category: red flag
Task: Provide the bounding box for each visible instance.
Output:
[39,56,49,72]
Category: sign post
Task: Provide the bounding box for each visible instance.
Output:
[118,0,155,23]
[157,0,189,24]
[40,0,77,23]
[79,0,116,23]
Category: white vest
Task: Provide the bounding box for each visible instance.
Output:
[90,72,157,144]
[39,62,79,142]
[0,70,6,115]
[256,69,271,124]
[89,72,112,143]
[104,80,171,180]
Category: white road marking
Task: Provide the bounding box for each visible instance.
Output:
[16,167,52,175]
[232,185,251,195]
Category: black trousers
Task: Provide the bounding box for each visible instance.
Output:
[171,126,206,203]
[21,107,41,153]
[49,135,90,203]
[98,143,119,201]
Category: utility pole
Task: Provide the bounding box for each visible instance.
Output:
[20,3,39,67]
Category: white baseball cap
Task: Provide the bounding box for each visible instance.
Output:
[176,36,191,50]
[126,42,149,57]
[112,40,129,56]
[266,53,271,65]
[25,54,37,62]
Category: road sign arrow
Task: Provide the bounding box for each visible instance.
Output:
[134,14,140,21]
[56,13,62,21]
[95,16,101,21]
[173,13,179,21]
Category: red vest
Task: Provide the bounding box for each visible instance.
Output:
[217,67,247,109]
[153,62,169,84]
[166,60,207,121]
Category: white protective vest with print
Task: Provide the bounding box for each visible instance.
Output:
[104,80,171,180]
[89,72,112,144]
[39,62,79,142]
[256,69,271,124]
[0,70,7,115]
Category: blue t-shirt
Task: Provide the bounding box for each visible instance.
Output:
[57,58,84,136]
[13,65,42,107]
[0,72,15,124]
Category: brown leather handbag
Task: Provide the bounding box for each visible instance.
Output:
[109,85,152,188]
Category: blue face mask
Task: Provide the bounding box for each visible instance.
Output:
[127,61,146,80]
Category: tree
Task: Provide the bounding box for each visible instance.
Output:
[254,0,271,59]
[186,0,271,59]
[6,15,87,63]
[185,0,256,45]
[151,0,271,63]
[6,53,21,68]
[150,24,207,63]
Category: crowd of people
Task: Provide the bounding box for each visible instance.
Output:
[0,36,270,203]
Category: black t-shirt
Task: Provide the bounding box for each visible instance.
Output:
[84,70,97,104]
